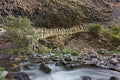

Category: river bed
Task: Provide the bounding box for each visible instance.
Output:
[21,64,120,80]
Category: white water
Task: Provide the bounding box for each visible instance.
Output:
[21,64,120,80]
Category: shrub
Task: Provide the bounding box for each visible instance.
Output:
[108,27,120,42]
[108,47,120,55]
[87,23,102,36]
[37,48,50,54]
[109,34,120,42]
[97,48,108,55]
[109,27,120,35]
[1,16,37,54]
[60,49,77,56]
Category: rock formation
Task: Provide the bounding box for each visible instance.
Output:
[0,0,120,28]
[1,0,120,51]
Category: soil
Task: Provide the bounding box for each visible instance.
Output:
[39,32,115,51]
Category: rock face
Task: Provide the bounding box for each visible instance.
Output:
[0,0,120,28]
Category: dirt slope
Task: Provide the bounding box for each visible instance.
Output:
[0,0,119,28]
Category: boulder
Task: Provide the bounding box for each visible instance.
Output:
[6,72,30,80]
[110,76,119,80]
[1,71,8,77]
[64,57,72,61]
[22,65,31,70]
[90,58,99,65]
[109,58,119,65]
[39,63,51,74]
[7,66,20,72]
[82,76,92,80]
[56,60,67,66]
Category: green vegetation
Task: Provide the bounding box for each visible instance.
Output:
[107,27,120,42]
[97,46,120,55]
[35,48,78,56]
[96,26,120,55]
[87,23,102,36]
[37,48,50,54]
[1,16,37,54]
[59,49,77,56]
[109,45,120,54]
[97,48,109,55]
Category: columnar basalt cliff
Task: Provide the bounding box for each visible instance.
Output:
[0,0,120,28]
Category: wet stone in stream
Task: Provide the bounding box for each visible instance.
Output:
[6,72,30,80]
[110,76,119,80]
[82,76,92,80]
[39,63,52,74]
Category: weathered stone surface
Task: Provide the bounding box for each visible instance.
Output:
[6,72,30,80]
[82,76,92,80]
[39,63,51,74]
[109,58,119,65]
[110,76,119,80]
[0,0,120,28]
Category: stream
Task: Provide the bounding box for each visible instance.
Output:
[4,52,120,80]
[20,63,120,80]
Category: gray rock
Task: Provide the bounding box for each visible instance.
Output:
[82,76,92,80]
[90,58,99,65]
[110,76,119,80]
[6,72,30,80]
[22,65,31,70]
[109,58,119,65]
[39,63,51,74]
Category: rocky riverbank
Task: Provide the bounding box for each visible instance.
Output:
[1,51,120,71]
[25,51,120,72]
[1,50,120,80]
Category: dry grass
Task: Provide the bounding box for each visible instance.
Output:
[36,24,87,39]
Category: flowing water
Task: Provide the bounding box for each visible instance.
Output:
[20,63,120,80]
